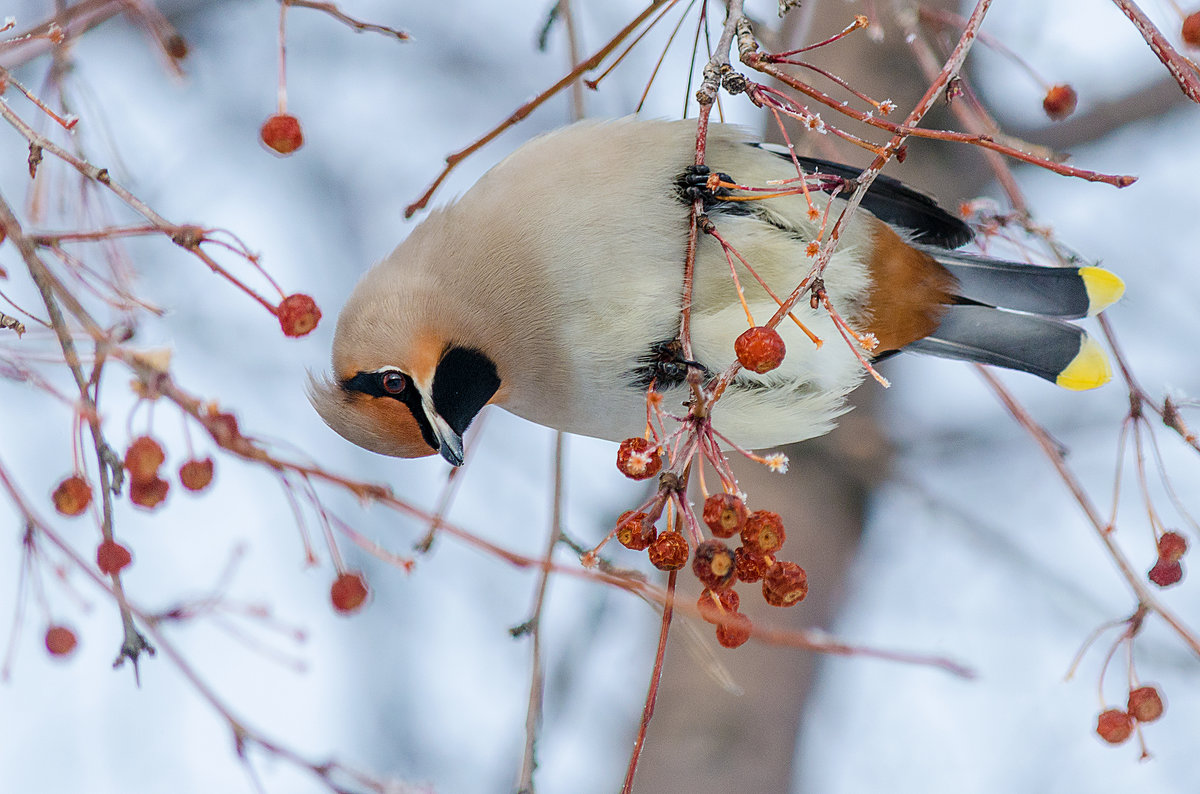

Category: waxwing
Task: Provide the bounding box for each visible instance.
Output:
[310,118,1123,465]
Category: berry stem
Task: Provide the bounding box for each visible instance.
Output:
[621,569,677,794]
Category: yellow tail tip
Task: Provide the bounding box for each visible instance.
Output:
[1079,266,1125,316]
[1056,335,1112,390]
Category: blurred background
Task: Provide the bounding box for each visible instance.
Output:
[1,1,1198,792]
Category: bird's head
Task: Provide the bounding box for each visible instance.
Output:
[308,285,501,466]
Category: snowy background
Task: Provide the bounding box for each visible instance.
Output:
[1,1,1198,793]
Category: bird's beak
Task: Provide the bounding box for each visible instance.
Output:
[423,397,465,466]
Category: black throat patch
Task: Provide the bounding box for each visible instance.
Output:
[431,347,501,437]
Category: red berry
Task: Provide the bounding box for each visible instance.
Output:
[124,436,165,485]
[1095,708,1134,745]
[1127,685,1164,723]
[44,625,77,657]
[129,476,170,510]
[702,492,748,539]
[260,113,304,155]
[330,572,369,614]
[615,510,655,551]
[1148,558,1183,587]
[1157,531,1187,563]
[52,475,92,517]
[715,611,753,648]
[1183,12,1200,48]
[692,539,737,590]
[697,587,740,624]
[165,34,189,60]
[277,293,322,337]
[762,560,809,607]
[1042,84,1078,121]
[179,458,215,492]
[734,546,769,583]
[741,510,786,555]
[734,326,786,373]
[205,407,243,449]
[647,530,689,571]
[96,540,132,575]
[615,437,662,481]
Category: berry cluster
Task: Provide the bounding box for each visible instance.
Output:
[1148,530,1187,588]
[612,490,808,649]
[1095,684,1164,745]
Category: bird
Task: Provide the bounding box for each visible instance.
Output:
[310,118,1124,466]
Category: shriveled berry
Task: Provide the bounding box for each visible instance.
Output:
[715,611,753,648]
[44,625,77,657]
[1148,558,1183,587]
[762,560,808,607]
[616,510,655,551]
[1127,685,1164,723]
[205,407,242,449]
[735,546,769,583]
[741,510,786,555]
[129,476,170,510]
[1183,12,1200,48]
[278,293,321,337]
[1095,708,1134,745]
[696,587,739,623]
[179,458,215,492]
[734,326,786,373]
[96,540,132,575]
[692,539,737,590]
[1157,531,1188,563]
[330,572,369,614]
[697,587,740,624]
[165,34,189,60]
[1042,84,1078,121]
[647,530,689,571]
[616,437,662,481]
[124,436,165,484]
[260,113,304,155]
[52,475,92,517]
[702,492,748,539]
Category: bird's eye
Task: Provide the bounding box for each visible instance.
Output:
[380,371,407,395]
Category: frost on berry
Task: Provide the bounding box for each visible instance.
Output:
[1148,558,1183,587]
[1183,12,1200,48]
[96,540,132,575]
[702,492,748,539]
[260,113,304,155]
[1127,685,1164,723]
[1095,708,1134,745]
[647,530,689,571]
[697,587,740,624]
[741,510,786,555]
[52,475,92,517]
[1042,84,1078,121]
[734,546,769,583]
[616,510,656,551]
[130,476,170,510]
[124,435,165,484]
[615,437,662,481]
[762,560,808,607]
[278,293,322,337]
[692,540,737,590]
[1157,531,1187,563]
[715,611,753,649]
[734,326,786,373]
[179,458,215,492]
[330,572,369,614]
[44,625,77,657]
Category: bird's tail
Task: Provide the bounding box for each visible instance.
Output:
[904,250,1125,390]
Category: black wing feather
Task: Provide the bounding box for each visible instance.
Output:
[747,145,973,249]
